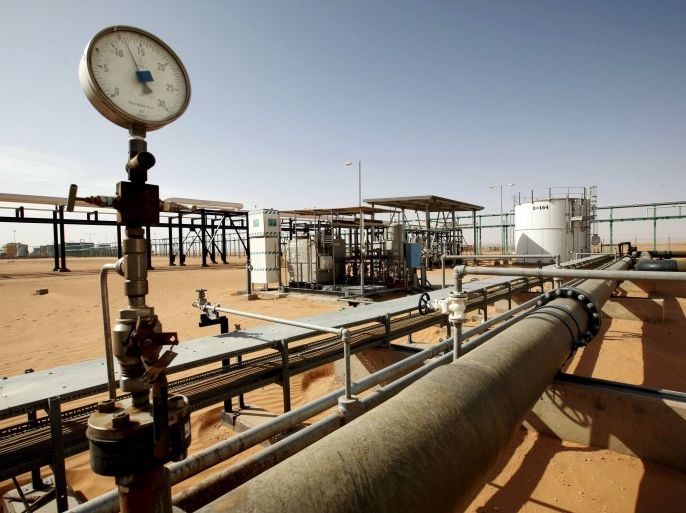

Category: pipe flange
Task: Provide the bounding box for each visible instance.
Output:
[536,287,602,349]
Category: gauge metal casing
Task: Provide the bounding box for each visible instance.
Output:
[79,25,191,131]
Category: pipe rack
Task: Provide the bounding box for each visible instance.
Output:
[192,259,629,513]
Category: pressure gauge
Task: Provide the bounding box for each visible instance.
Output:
[79,26,191,131]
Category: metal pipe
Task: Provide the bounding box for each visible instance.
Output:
[443,254,555,259]
[195,260,629,513]
[194,303,348,337]
[73,280,579,513]
[462,265,686,282]
[162,198,243,211]
[342,331,353,399]
[179,303,542,512]
[173,414,343,512]
[174,297,556,512]
[99,262,119,400]
[69,337,454,513]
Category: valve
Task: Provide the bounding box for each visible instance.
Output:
[66,183,117,212]
[418,291,468,321]
[418,292,431,315]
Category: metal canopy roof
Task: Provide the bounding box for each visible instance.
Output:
[364,195,483,213]
[280,206,394,217]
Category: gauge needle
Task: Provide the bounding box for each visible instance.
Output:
[124,39,154,94]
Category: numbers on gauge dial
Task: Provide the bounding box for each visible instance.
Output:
[90,31,188,123]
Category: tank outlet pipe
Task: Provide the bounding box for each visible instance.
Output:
[461,265,686,282]
[194,259,629,513]
[99,260,124,400]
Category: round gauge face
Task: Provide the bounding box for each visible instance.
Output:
[79,26,191,131]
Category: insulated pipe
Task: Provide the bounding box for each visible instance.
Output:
[174,300,551,512]
[67,338,451,513]
[195,259,629,513]
[462,265,686,282]
[648,250,686,259]
[69,293,553,513]
[636,259,686,272]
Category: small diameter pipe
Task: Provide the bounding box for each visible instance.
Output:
[175,298,550,512]
[99,263,118,400]
[69,338,453,513]
[196,260,628,513]
[194,303,348,337]
[196,301,354,402]
[463,265,686,282]
[443,254,556,260]
[453,322,461,361]
[72,290,552,513]
[341,330,353,399]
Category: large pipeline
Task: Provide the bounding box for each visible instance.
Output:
[196,259,629,513]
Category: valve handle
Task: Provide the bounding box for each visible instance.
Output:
[418,292,431,316]
[67,184,78,212]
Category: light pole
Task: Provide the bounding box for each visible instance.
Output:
[345,160,364,295]
[489,183,516,253]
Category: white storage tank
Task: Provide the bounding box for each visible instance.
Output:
[514,188,595,263]
[249,209,280,285]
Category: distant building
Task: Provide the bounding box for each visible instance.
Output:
[3,243,29,258]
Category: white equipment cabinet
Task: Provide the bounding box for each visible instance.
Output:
[249,209,280,285]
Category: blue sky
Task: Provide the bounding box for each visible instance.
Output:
[1,1,685,245]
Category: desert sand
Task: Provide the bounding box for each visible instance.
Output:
[1,254,685,512]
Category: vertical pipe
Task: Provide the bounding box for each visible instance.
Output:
[343,335,352,399]
[453,322,462,361]
[100,264,118,400]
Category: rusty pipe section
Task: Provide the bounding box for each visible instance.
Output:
[196,259,629,513]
